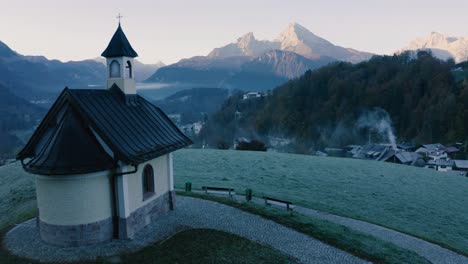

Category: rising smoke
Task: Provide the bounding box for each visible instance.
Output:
[356,108,398,150]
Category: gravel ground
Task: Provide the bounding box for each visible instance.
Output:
[4,196,368,264]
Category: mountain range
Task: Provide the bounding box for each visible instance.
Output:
[401,32,468,62]
[0,40,164,102]
[145,23,374,91]
[0,40,106,100]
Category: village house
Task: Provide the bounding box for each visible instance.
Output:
[242,90,271,100]
[243,92,263,100]
[347,143,424,167]
[16,24,192,247]
[453,160,468,176]
[415,143,450,160]
[425,159,455,172]
[382,151,424,166]
[351,144,389,160]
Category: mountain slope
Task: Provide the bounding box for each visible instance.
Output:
[222,50,335,91]
[0,84,45,158]
[0,40,106,100]
[202,51,468,153]
[155,87,229,124]
[145,56,251,87]
[402,32,468,62]
[275,23,373,63]
[147,50,335,91]
[241,50,336,79]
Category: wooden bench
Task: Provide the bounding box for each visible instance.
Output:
[202,186,235,196]
[263,196,294,211]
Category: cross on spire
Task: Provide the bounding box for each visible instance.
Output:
[116,13,123,25]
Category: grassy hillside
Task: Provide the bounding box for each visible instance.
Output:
[173,149,468,254]
[0,162,36,229]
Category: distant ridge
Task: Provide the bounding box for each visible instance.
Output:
[0,40,106,99]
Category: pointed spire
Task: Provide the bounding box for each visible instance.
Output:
[101,24,138,58]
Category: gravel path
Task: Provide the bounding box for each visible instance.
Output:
[4,196,368,264]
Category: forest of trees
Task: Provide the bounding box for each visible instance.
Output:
[201,51,468,155]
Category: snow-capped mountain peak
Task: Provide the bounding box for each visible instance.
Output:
[207,22,372,62]
[402,32,468,62]
[275,22,330,47]
[208,32,278,58]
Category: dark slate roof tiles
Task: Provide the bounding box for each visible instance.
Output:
[17,86,192,175]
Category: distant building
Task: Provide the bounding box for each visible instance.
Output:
[416,144,448,161]
[425,159,455,172]
[243,92,263,100]
[16,23,192,247]
[454,160,468,174]
[352,144,389,160]
[382,151,424,166]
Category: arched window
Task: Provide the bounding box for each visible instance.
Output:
[126,60,133,79]
[142,164,155,199]
[109,60,121,78]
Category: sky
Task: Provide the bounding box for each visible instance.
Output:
[1,0,468,64]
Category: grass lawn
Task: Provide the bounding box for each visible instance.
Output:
[173,149,468,255]
[0,226,296,264]
[0,162,36,229]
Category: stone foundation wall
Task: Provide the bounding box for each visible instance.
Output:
[39,217,113,247]
[119,190,175,239]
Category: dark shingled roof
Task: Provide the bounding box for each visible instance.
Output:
[17,85,192,175]
[101,24,138,58]
[24,106,116,175]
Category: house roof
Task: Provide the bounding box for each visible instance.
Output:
[396,143,415,150]
[101,24,138,58]
[422,143,445,151]
[454,160,468,169]
[395,151,421,164]
[17,86,192,175]
[444,146,460,153]
[352,144,389,160]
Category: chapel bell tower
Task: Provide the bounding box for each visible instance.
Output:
[101,20,138,94]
